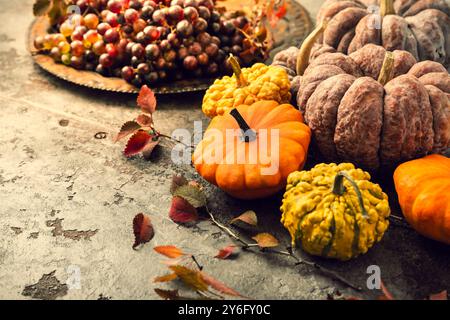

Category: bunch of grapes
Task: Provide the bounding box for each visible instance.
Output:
[33,0,268,87]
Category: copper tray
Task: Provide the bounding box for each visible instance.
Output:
[28,0,313,94]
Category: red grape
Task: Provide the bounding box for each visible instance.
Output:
[97,22,111,35]
[145,43,160,59]
[121,65,135,81]
[183,7,199,21]
[106,43,119,58]
[176,20,193,37]
[144,26,161,41]
[168,5,184,21]
[106,12,119,27]
[71,40,85,56]
[131,43,145,58]
[92,40,106,55]
[99,53,113,67]
[104,28,120,43]
[124,8,139,23]
[107,0,123,13]
[71,55,85,69]
[183,55,198,70]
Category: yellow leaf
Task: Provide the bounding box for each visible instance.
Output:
[252,233,279,248]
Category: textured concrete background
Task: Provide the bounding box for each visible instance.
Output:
[1,0,449,300]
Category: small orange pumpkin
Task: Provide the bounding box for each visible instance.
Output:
[193,100,311,199]
[394,154,450,244]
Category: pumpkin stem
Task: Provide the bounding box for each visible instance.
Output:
[332,171,369,218]
[228,55,248,87]
[296,18,328,76]
[378,51,395,85]
[230,108,257,143]
[380,0,395,17]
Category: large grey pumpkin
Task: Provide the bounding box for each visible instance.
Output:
[272,42,450,170]
[315,0,450,69]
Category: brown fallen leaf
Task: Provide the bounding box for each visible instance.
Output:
[132,213,154,249]
[154,288,181,300]
[230,210,258,226]
[429,290,448,300]
[215,245,237,259]
[154,245,185,259]
[169,196,199,223]
[252,233,279,248]
[154,273,178,283]
[169,265,209,292]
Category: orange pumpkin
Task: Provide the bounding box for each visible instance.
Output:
[193,100,311,199]
[394,154,450,244]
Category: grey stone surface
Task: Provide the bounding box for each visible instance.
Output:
[0,0,449,300]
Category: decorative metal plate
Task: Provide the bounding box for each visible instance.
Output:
[28,0,312,94]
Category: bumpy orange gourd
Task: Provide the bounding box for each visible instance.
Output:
[193,100,311,199]
[394,154,450,245]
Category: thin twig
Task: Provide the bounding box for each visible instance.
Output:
[205,205,362,291]
[191,255,203,271]
[158,133,194,150]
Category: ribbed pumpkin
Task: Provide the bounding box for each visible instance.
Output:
[394,154,450,244]
[272,21,450,170]
[281,162,390,260]
[193,100,311,199]
[316,0,450,68]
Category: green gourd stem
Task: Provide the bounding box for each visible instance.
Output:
[230,109,257,143]
[378,51,395,85]
[380,0,395,17]
[332,172,369,218]
[296,19,328,76]
[228,55,248,87]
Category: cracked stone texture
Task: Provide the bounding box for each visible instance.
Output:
[1,0,449,300]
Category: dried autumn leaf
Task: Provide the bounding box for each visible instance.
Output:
[33,0,51,16]
[132,213,154,249]
[215,245,237,259]
[170,174,188,195]
[169,196,199,223]
[252,233,279,248]
[169,265,208,292]
[154,245,185,259]
[154,288,181,300]
[115,121,141,142]
[230,210,258,226]
[173,185,206,208]
[154,273,178,283]
[124,130,152,157]
[137,85,157,114]
[429,290,447,300]
[136,114,153,127]
[200,272,242,297]
[142,139,160,160]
